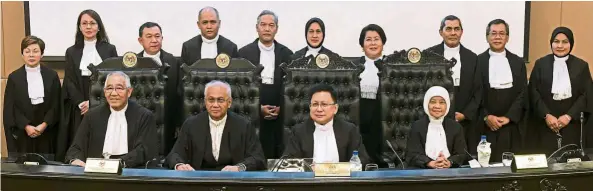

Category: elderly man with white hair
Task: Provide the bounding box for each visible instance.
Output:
[166,80,265,171]
[65,71,158,168]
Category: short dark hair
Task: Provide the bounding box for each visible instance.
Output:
[359,24,387,47]
[439,15,463,31]
[21,36,45,55]
[138,22,162,37]
[486,19,509,36]
[308,84,338,103]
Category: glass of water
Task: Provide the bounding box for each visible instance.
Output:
[365,164,379,171]
[502,152,514,166]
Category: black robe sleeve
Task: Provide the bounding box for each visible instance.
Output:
[462,61,483,121]
[237,121,266,171]
[180,44,190,67]
[120,111,158,168]
[505,61,528,123]
[42,74,62,128]
[230,45,240,58]
[283,126,303,158]
[529,59,552,118]
[567,64,591,119]
[64,111,92,163]
[405,121,432,168]
[446,120,468,167]
[63,49,85,106]
[165,120,192,169]
[3,74,30,130]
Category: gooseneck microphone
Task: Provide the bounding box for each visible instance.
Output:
[271,155,289,172]
[464,148,483,168]
[581,112,585,157]
[385,140,405,170]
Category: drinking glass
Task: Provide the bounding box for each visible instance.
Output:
[365,164,379,171]
[502,152,514,166]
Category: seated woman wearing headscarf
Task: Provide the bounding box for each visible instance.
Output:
[406,86,468,169]
[290,17,340,61]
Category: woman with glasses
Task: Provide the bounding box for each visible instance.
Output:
[3,36,61,157]
[59,9,118,160]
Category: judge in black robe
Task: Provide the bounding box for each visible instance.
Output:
[180,7,239,66]
[290,17,340,61]
[65,72,158,168]
[529,27,592,155]
[425,15,481,155]
[166,80,265,171]
[136,22,185,155]
[3,36,61,157]
[283,84,371,166]
[406,86,468,169]
[58,10,118,160]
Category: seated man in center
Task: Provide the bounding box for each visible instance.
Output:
[283,84,370,165]
[166,80,265,171]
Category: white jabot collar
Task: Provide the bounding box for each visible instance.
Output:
[359,55,382,99]
[201,35,219,59]
[202,34,220,44]
[25,64,45,105]
[143,51,162,66]
[103,102,129,156]
[209,114,227,161]
[552,55,572,100]
[488,49,514,89]
[80,39,103,76]
[313,119,339,163]
[444,43,461,86]
[305,46,321,57]
[258,40,276,85]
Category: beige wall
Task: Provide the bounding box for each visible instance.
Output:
[1,1,593,157]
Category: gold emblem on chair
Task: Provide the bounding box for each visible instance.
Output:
[315,53,330,68]
[215,53,230,68]
[122,52,138,68]
[407,48,422,64]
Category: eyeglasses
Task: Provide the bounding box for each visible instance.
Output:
[81,22,97,27]
[104,87,126,94]
[489,32,507,37]
[310,102,336,109]
[206,97,228,104]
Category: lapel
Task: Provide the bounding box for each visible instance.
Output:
[221,113,235,162]
[417,117,429,146]
[124,101,138,150]
[72,46,84,85]
[442,119,456,148]
[196,36,203,59]
[216,36,224,55]
[434,42,445,55]
[332,119,347,160]
[303,119,315,157]
[458,44,472,88]
[40,65,53,97]
[96,41,111,60]
[15,66,33,112]
[95,104,112,152]
[480,51,491,89]
[566,55,581,83]
[251,39,262,65]
[505,50,522,80]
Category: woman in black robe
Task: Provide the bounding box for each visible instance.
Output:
[58,9,118,160]
[290,17,340,61]
[529,27,592,155]
[3,36,61,158]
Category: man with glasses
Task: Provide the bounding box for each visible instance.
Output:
[166,80,265,171]
[283,84,370,165]
[65,71,158,168]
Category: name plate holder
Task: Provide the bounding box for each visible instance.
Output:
[313,162,351,177]
[84,158,122,175]
[511,154,548,173]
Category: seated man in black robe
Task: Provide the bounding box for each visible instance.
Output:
[65,71,158,168]
[166,80,265,171]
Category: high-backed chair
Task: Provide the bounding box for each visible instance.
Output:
[88,55,168,161]
[180,56,260,135]
[281,54,363,143]
[379,48,455,168]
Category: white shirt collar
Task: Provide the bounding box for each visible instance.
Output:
[144,51,162,66]
[258,40,275,52]
[201,35,219,59]
[444,43,460,52]
[202,34,220,44]
[84,39,97,45]
[305,46,321,57]
[314,119,334,131]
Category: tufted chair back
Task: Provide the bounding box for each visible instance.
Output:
[180,58,260,135]
[88,56,168,156]
[281,54,363,142]
[380,49,455,167]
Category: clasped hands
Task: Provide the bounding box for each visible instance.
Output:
[485,115,510,131]
[545,114,571,133]
[427,152,452,169]
[25,122,47,138]
[261,105,280,120]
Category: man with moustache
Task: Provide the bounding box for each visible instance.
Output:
[425,15,481,155]
[181,6,239,66]
[238,10,294,159]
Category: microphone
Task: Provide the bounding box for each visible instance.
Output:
[464,149,483,168]
[385,140,405,170]
[581,112,585,157]
[271,155,289,172]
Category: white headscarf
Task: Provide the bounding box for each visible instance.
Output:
[423,86,451,160]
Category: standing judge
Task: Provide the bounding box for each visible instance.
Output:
[181,6,239,66]
[406,86,468,169]
[283,84,371,166]
[136,22,184,154]
[425,15,481,154]
[59,9,118,160]
[529,27,592,155]
[238,10,294,159]
[290,17,340,61]
[477,19,527,161]
[3,36,61,157]
[65,71,158,168]
[166,80,265,171]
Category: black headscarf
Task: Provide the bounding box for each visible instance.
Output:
[305,17,325,48]
[550,26,574,57]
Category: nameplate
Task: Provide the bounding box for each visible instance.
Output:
[511,154,547,172]
[567,158,582,163]
[314,162,351,177]
[84,158,122,174]
[23,162,39,166]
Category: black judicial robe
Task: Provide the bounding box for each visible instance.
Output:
[426,42,481,154]
[529,54,591,155]
[165,112,266,171]
[238,39,294,159]
[283,118,372,166]
[64,101,158,168]
[180,35,239,66]
[353,56,385,167]
[405,117,468,169]
[137,49,184,155]
[289,46,340,61]
[3,65,61,155]
[57,41,118,161]
[477,49,527,161]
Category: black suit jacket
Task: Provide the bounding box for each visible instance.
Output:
[425,42,481,121]
[3,65,61,152]
[165,112,266,171]
[180,35,239,66]
[283,118,371,166]
[405,117,468,169]
[238,39,294,106]
[65,101,158,168]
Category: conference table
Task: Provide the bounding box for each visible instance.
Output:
[2,162,593,191]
